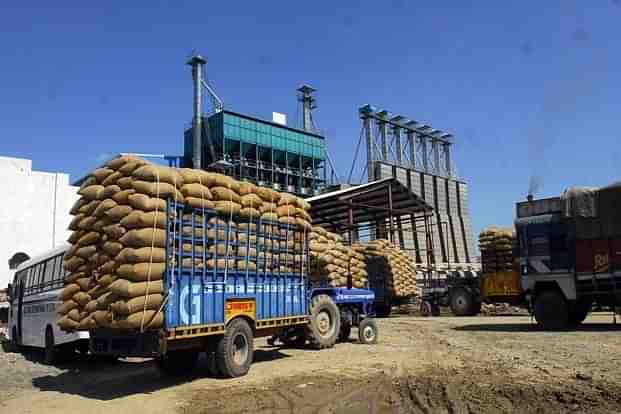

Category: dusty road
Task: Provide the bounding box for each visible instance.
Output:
[2,314,621,413]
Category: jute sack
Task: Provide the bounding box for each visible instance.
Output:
[102,223,126,240]
[87,284,108,300]
[92,168,115,183]
[78,201,99,216]
[116,310,163,330]
[106,205,134,221]
[239,207,260,219]
[102,171,123,186]
[117,176,134,190]
[102,241,124,256]
[79,185,104,201]
[77,216,98,230]
[181,183,213,199]
[208,244,234,256]
[96,291,120,310]
[214,201,241,216]
[75,277,93,291]
[99,260,118,274]
[241,193,262,208]
[73,292,91,307]
[58,316,80,331]
[116,263,166,282]
[78,317,96,330]
[237,261,257,271]
[68,214,84,231]
[206,259,237,270]
[256,187,281,203]
[116,247,167,264]
[96,273,118,287]
[92,310,113,327]
[93,199,118,217]
[70,198,87,215]
[120,228,167,248]
[66,308,82,322]
[132,164,184,186]
[92,217,114,232]
[186,197,215,210]
[128,193,167,212]
[261,212,278,222]
[85,300,98,314]
[278,193,297,207]
[64,256,85,272]
[109,279,164,298]
[132,181,184,202]
[106,155,148,171]
[212,173,241,193]
[60,284,81,301]
[75,245,97,259]
[276,205,297,217]
[110,294,163,315]
[57,300,78,315]
[121,210,167,229]
[211,187,241,203]
[112,189,137,205]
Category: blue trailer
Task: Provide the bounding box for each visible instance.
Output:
[90,200,377,378]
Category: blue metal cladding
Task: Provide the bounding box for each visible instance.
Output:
[164,201,309,329]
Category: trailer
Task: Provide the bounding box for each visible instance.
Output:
[89,199,377,377]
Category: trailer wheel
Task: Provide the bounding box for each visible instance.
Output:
[307,294,341,349]
[216,318,254,378]
[450,288,475,316]
[44,326,57,365]
[534,290,569,330]
[156,350,199,376]
[358,318,378,345]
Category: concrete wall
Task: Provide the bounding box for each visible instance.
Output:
[0,157,79,289]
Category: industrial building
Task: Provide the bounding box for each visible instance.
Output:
[0,157,78,289]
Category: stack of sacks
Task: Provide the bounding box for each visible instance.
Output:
[59,155,313,332]
[308,226,368,288]
[478,227,515,274]
[362,239,417,297]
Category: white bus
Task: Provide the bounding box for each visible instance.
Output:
[8,244,88,363]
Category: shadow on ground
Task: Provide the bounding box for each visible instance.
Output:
[31,347,291,401]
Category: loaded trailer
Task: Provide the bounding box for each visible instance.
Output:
[89,199,377,377]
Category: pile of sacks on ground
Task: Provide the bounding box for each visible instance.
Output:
[308,227,368,288]
[362,239,417,297]
[58,155,312,332]
[479,227,515,274]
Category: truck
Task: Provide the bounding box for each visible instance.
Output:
[518,184,621,330]
[89,199,378,377]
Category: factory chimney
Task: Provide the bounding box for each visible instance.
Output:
[187,55,207,169]
[297,85,317,132]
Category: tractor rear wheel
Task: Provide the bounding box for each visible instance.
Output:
[307,294,340,349]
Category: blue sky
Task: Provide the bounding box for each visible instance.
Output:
[1,1,620,238]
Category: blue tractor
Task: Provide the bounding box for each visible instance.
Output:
[269,285,378,347]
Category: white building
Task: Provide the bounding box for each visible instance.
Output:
[0,156,78,289]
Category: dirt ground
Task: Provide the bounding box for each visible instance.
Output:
[2,314,621,413]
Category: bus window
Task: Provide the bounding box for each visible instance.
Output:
[42,257,55,291]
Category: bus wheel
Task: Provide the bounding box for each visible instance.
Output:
[307,294,340,349]
[44,326,57,365]
[534,290,569,330]
[216,318,254,378]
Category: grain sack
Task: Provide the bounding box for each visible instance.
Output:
[58,316,80,331]
[106,155,148,171]
[121,210,167,229]
[186,197,215,210]
[211,187,241,203]
[102,171,123,186]
[180,183,213,199]
[128,193,167,212]
[207,259,237,270]
[93,199,118,217]
[132,180,184,202]
[117,176,134,190]
[261,212,278,222]
[70,198,87,215]
[110,294,163,315]
[109,279,164,298]
[102,241,124,256]
[79,185,104,201]
[256,186,281,203]
[132,164,183,186]
[239,207,260,219]
[68,214,84,231]
[112,188,136,205]
[212,173,240,193]
[278,193,297,207]
[105,205,134,221]
[96,273,118,287]
[120,228,167,248]
[116,262,166,282]
[60,284,81,301]
[64,256,85,272]
[116,247,167,264]
[92,310,112,326]
[241,193,262,208]
[214,200,242,216]
[102,223,126,240]
[73,291,91,307]
[77,216,97,230]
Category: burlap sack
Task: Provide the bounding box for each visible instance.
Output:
[106,205,134,221]
[116,247,167,264]
[118,161,145,175]
[102,223,127,240]
[92,310,112,326]
[66,308,82,322]
[132,164,183,185]
[87,284,108,299]
[132,180,184,202]
[211,187,241,203]
[120,228,167,248]
[117,310,163,330]
[75,277,93,291]
[109,279,164,298]
[78,317,96,330]
[102,241,123,256]
[77,216,97,230]
[206,259,236,270]
[185,197,215,210]
[259,202,277,214]
[57,300,78,315]
[214,201,242,216]
[68,214,84,231]
[121,210,167,229]
[102,171,123,186]
[79,185,104,201]
[296,218,312,230]
[106,155,148,170]
[117,176,134,190]
[93,199,118,217]
[110,294,163,315]
[241,193,262,208]
[70,198,86,216]
[60,284,81,301]
[96,291,119,309]
[92,168,115,183]
[181,183,213,199]
[239,182,258,195]
[296,208,312,222]
[117,262,166,282]
[239,207,260,219]
[64,256,85,272]
[279,216,297,226]
[58,316,80,331]
[238,223,257,232]
[85,300,98,314]
[92,217,114,232]
[112,188,136,205]
[212,173,240,192]
[261,212,278,222]
[256,187,280,203]
[73,291,91,307]
[237,261,257,271]
[278,193,297,207]
[96,273,118,287]
[128,193,167,212]
[208,243,233,256]
[237,246,257,257]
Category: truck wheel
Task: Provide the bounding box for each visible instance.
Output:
[338,323,351,342]
[358,318,378,344]
[307,294,341,349]
[216,318,254,378]
[450,288,474,316]
[570,300,592,326]
[534,290,569,330]
[156,350,199,376]
[44,326,57,365]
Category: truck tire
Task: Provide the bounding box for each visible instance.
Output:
[534,290,569,330]
[44,326,57,365]
[450,288,474,316]
[570,300,592,326]
[307,294,340,350]
[216,318,254,378]
[156,350,199,376]
[358,318,378,344]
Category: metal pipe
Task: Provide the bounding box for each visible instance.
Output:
[363,116,374,181]
[187,55,207,169]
